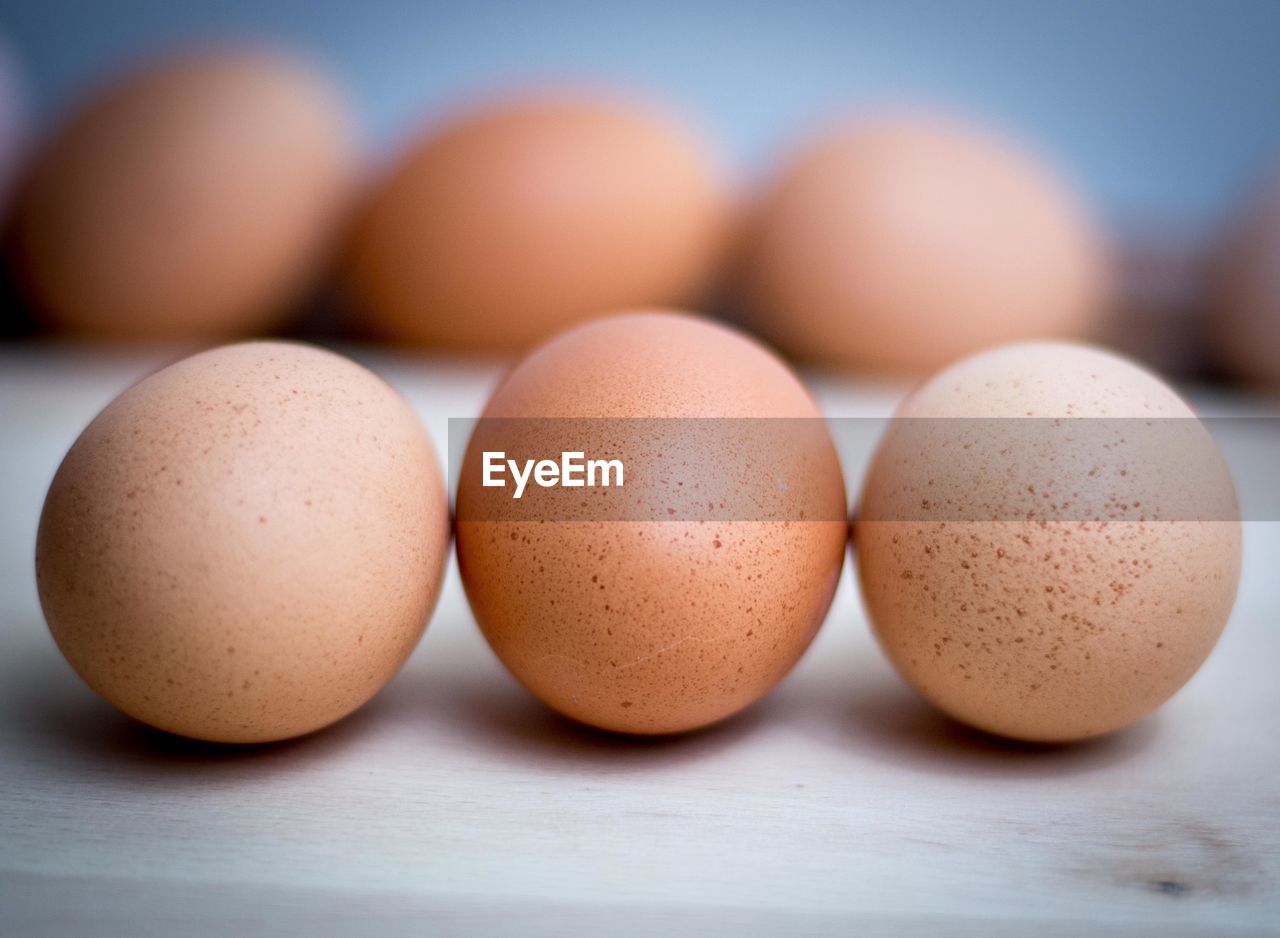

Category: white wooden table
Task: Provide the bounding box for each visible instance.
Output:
[1,344,1277,936]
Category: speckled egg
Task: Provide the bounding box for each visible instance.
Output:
[855,342,1240,742]
[36,342,449,743]
[456,311,848,734]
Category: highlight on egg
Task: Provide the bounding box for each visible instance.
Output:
[9,46,356,342]
[455,310,848,734]
[739,111,1110,374]
[35,341,450,743]
[854,341,1241,742]
[344,93,731,351]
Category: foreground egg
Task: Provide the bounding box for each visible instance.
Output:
[345,95,729,351]
[36,342,449,743]
[456,312,847,734]
[856,342,1240,741]
[11,47,355,341]
[741,113,1108,373]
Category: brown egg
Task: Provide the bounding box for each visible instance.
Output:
[1210,166,1280,387]
[0,32,24,213]
[740,113,1109,373]
[1101,230,1210,378]
[345,94,729,351]
[10,47,355,341]
[456,311,847,734]
[36,342,449,743]
[855,342,1240,741]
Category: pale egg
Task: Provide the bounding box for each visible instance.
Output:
[856,342,1240,741]
[741,113,1109,374]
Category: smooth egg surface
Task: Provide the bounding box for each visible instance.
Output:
[741,113,1108,374]
[11,47,355,341]
[1210,167,1280,387]
[346,95,729,351]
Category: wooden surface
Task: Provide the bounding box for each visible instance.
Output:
[1,344,1277,936]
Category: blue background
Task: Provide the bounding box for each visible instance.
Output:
[2,0,1278,232]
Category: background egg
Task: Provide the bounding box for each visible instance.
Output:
[0,32,25,214]
[855,342,1240,741]
[36,342,450,743]
[1209,165,1280,388]
[740,113,1109,374]
[9,47,356,341]
[345,95,729,351]
[455,311,847,734]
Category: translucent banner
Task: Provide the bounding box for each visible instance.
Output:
[447,417,1280,522]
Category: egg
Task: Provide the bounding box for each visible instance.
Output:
[1209,166,1280,387]
[740,113,1109,373]
[10,47,355,341]
[345,94,729,351]
[855,342,1240,742]
[36,342,449,743]
[0,32,25,213]
[455,311,847,734]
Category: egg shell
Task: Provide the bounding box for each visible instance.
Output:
[741,113,1109,374]
[855,342,1240,741]
[36,342,450,743]
[10,47,356,341]
[456,311,848,734]
[345,95,729,351]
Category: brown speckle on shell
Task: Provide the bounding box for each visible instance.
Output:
[35,341,450,744]
[456,311,848,734]
[855,342,1241,742]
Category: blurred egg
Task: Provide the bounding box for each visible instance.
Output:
[1102,229,1210,377]
[1209,167,1280,387]
[10,47,356,341]
[0,34,29,338]
[0,32,26,214]
[36,342,450,743]
[346,94,729,351]
[456,311,847,734]
[856,342,1240,742]
[740,113,1109,373]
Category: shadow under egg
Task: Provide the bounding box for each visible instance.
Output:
[403,648,776,773]
[3,636,394,781]
[777,659,1161,779]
